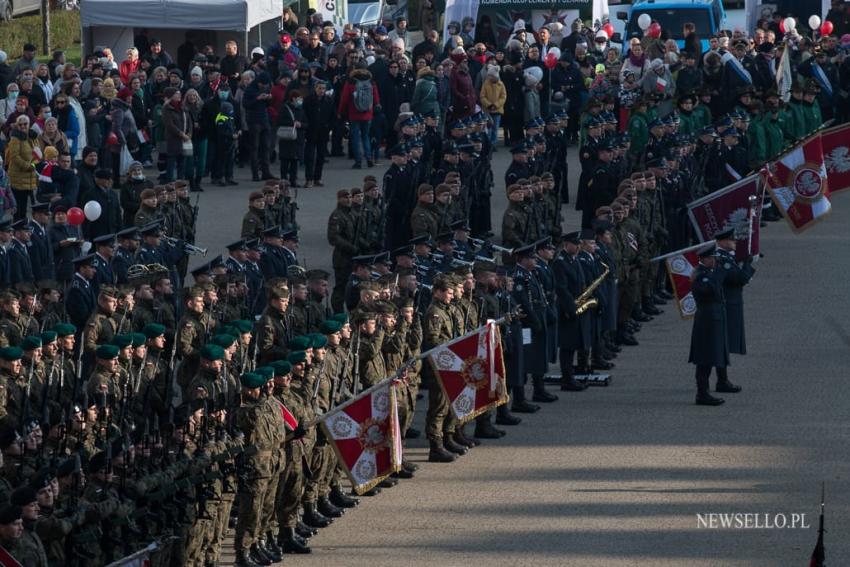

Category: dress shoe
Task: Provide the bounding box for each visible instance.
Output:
[658,289,674,299]
[593,358,614,370]
[633,310,652,322]
[318,497,343,518]
[404,427,421,439]
[561,377,588,391]
[652,293,668,305]
[379,476,398,488]
[643,302,663,316]
[716,381,742,393]
[259,540,282,563]
[296,520,317,538]
[444,435,468,455]
[330,486,359,508]
[428,439,457,462]
[532,378,559,402]
[226,178,239,185]
[402,460,419,472]
[512,399,540,413]
[617,331,638,346]
[474,420,504,439]
[360,486,381,496]
[495,406,522,425]
[695,393,725,406]
[302,502,332,528]
[280,527,311,554]
[393,468,415,479]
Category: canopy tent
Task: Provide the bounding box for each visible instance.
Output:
[81,0,281,31]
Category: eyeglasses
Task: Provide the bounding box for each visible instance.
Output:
[55,100,67,105]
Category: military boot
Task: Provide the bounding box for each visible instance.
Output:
[561,365,588,391]
[258,539,282,563]
[443,435,468,455]
[643,297,662,315]
[235,549,263,567]
[592,350,614,370]
[632,307,652,322]
[302,502,333,528]
[265,532,284,557]
[454,424,478,447]
[279,527,312,554]
[296,520,317,538]
[695,372,725,406]
[532,377,558,402]
[474,415,504,439]
[330,486,360,508]
[428,438,457,462]
[511,385,540,413]
[616,328,638,346]
[249,543,272,566]
[495,404,522,425]
[402,459,420,472]
[318,497,344,518]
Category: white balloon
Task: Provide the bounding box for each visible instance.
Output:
[84,200,102,222]
[784,17,796,31]
[808,15,821,29]
[549,47,561,60]
[638,13,652,30]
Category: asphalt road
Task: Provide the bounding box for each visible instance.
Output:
[197,144,850,567]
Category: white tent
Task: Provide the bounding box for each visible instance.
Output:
[81,0,280,32]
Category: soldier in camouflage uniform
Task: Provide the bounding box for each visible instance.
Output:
[326,189,359,313]
[255,282,291,366]
[241,192,269,240]
[84,286,119,360]
[177,286,212,391]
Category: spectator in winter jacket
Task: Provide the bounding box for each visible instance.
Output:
[523,67,542,123]
[7,115,38,221]
[120,161,153,226]
[242,72,274,180]
[337,62,381,169]
[119,47,141,85]
[447,48,476,125]
[411,67,440,117]
[479,66,506,145]
[303,81,335,187]
[80,169,122,240]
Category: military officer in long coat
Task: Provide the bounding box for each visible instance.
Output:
[510,244,547,413]
[714,227,755,357]
[551,231,590,392]
[531,238,558,402]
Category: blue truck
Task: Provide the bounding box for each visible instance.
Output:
[616,0,727,52]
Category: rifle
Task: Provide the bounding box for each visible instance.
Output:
[166,327,180,412]
[351,328,361,396]
[73,330,86,402]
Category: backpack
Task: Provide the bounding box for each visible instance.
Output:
[352,79,373,113]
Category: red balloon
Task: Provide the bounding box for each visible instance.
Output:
[779,19,785,33]
[602,22,615,38]
[544,52,558,69]
[67,207,85,226]
[647,22,662,38]
[821,21,834,35]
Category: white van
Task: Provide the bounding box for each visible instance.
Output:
[1,0,42,21]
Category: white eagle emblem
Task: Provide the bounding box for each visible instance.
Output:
[792,168,823,200]
[825,147,850,174]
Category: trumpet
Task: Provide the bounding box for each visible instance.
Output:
[162,236,208,256]
[575,261,610,315]
[469,237,514,255]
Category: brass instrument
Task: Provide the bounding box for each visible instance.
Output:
[575,261,610,315]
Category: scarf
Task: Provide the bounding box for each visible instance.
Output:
[628,52,646,68]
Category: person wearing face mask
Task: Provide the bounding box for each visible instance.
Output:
[276,90,307,187]
[0,83,20,126]
[119,161,153,226]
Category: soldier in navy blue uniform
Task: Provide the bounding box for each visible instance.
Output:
[91,234,116,295]
[531,238,559,402]
[244,238,265,314]
[258,226,289,281]
[688,243,731,406]
[137,223,169,266]
[0,221,11,288]
[552,231,590,391]
[112,227,140,285]
[344,255,373,311]
[577,228,611,372]
[28,202,55,282]
[280,230,300,273]
[430,141,460,186]
[714,227,755,359]
[225,239,249,275]
[450,220,475,261]
[8,220,34,287]
[575,117,604,216]
[510,243,547,413]
[504,144,530,188]
[66,254,98,332]
[594,220,620,361]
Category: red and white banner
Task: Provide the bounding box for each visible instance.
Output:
[821,123,850,195]
[764,134,831,233]
[320,381,402,495]
[687,174,762,262]
[664,247,700,319]
[427,322,508,424]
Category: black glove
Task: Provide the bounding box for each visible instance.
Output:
[292,424,307,440]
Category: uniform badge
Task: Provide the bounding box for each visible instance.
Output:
[515,284,523,291]
[724,263,732,270]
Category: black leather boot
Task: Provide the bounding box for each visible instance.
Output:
[561,364,588,391]
[428,438,457,462]
[235,549,262,567]
[259,539,281,563]
[495,404,522,425]
[330,486,359,508]
[695,370,724,406]
[474,415,504,439]
[280,527,312,554]
[302,502,332,528]
[296,520,317,538]
[443,435,468,455]
[532,377,558,402]
[318,496,343,518]
[454,424,478,447]
[249,543,272,566]
[265,533,284,559]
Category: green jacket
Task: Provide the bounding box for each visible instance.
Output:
[677,110,700,136]
[627,111,649,157]
[692,104,712,129]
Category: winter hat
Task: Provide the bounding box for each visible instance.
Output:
[0,51,6,64]
[513,19,526,33]
[650,58,665,70]
[190,66,203,78]
[486,65,500,79]
[523,66,542,87]
[450,47,466,63]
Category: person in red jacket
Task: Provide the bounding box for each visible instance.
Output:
[337,61,380,169]
[448,47,476,127]
[119,47,141,85]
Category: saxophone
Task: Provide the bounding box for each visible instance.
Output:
[575,261,610,315]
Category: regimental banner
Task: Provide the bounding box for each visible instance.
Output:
[427,322,508,424]
[821,123,850,195]
[665,249,699,319]
[320,381,402,495]
[764,134,832,233]
[687,174,762,262]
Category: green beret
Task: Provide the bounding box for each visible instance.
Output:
[53,323,76,337]
[0,347,23,361]
[331,312,349,324]
[240,372,265,389]
[40,331,58,344]
[142,323,166,339]
[96,344,120,359]
[112,334,133,348]
[130,333,147,347]
[211,334,236,349]
[270,361,292,377]
[288,336,311,351]
[320,319,342,334]
[200,344,225,361]
[287,350,307,364]
[255,366,275,380]
[21,336,42,351]
[233,320,254,333]
[220,325,240,337]
[309,333,328,349]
